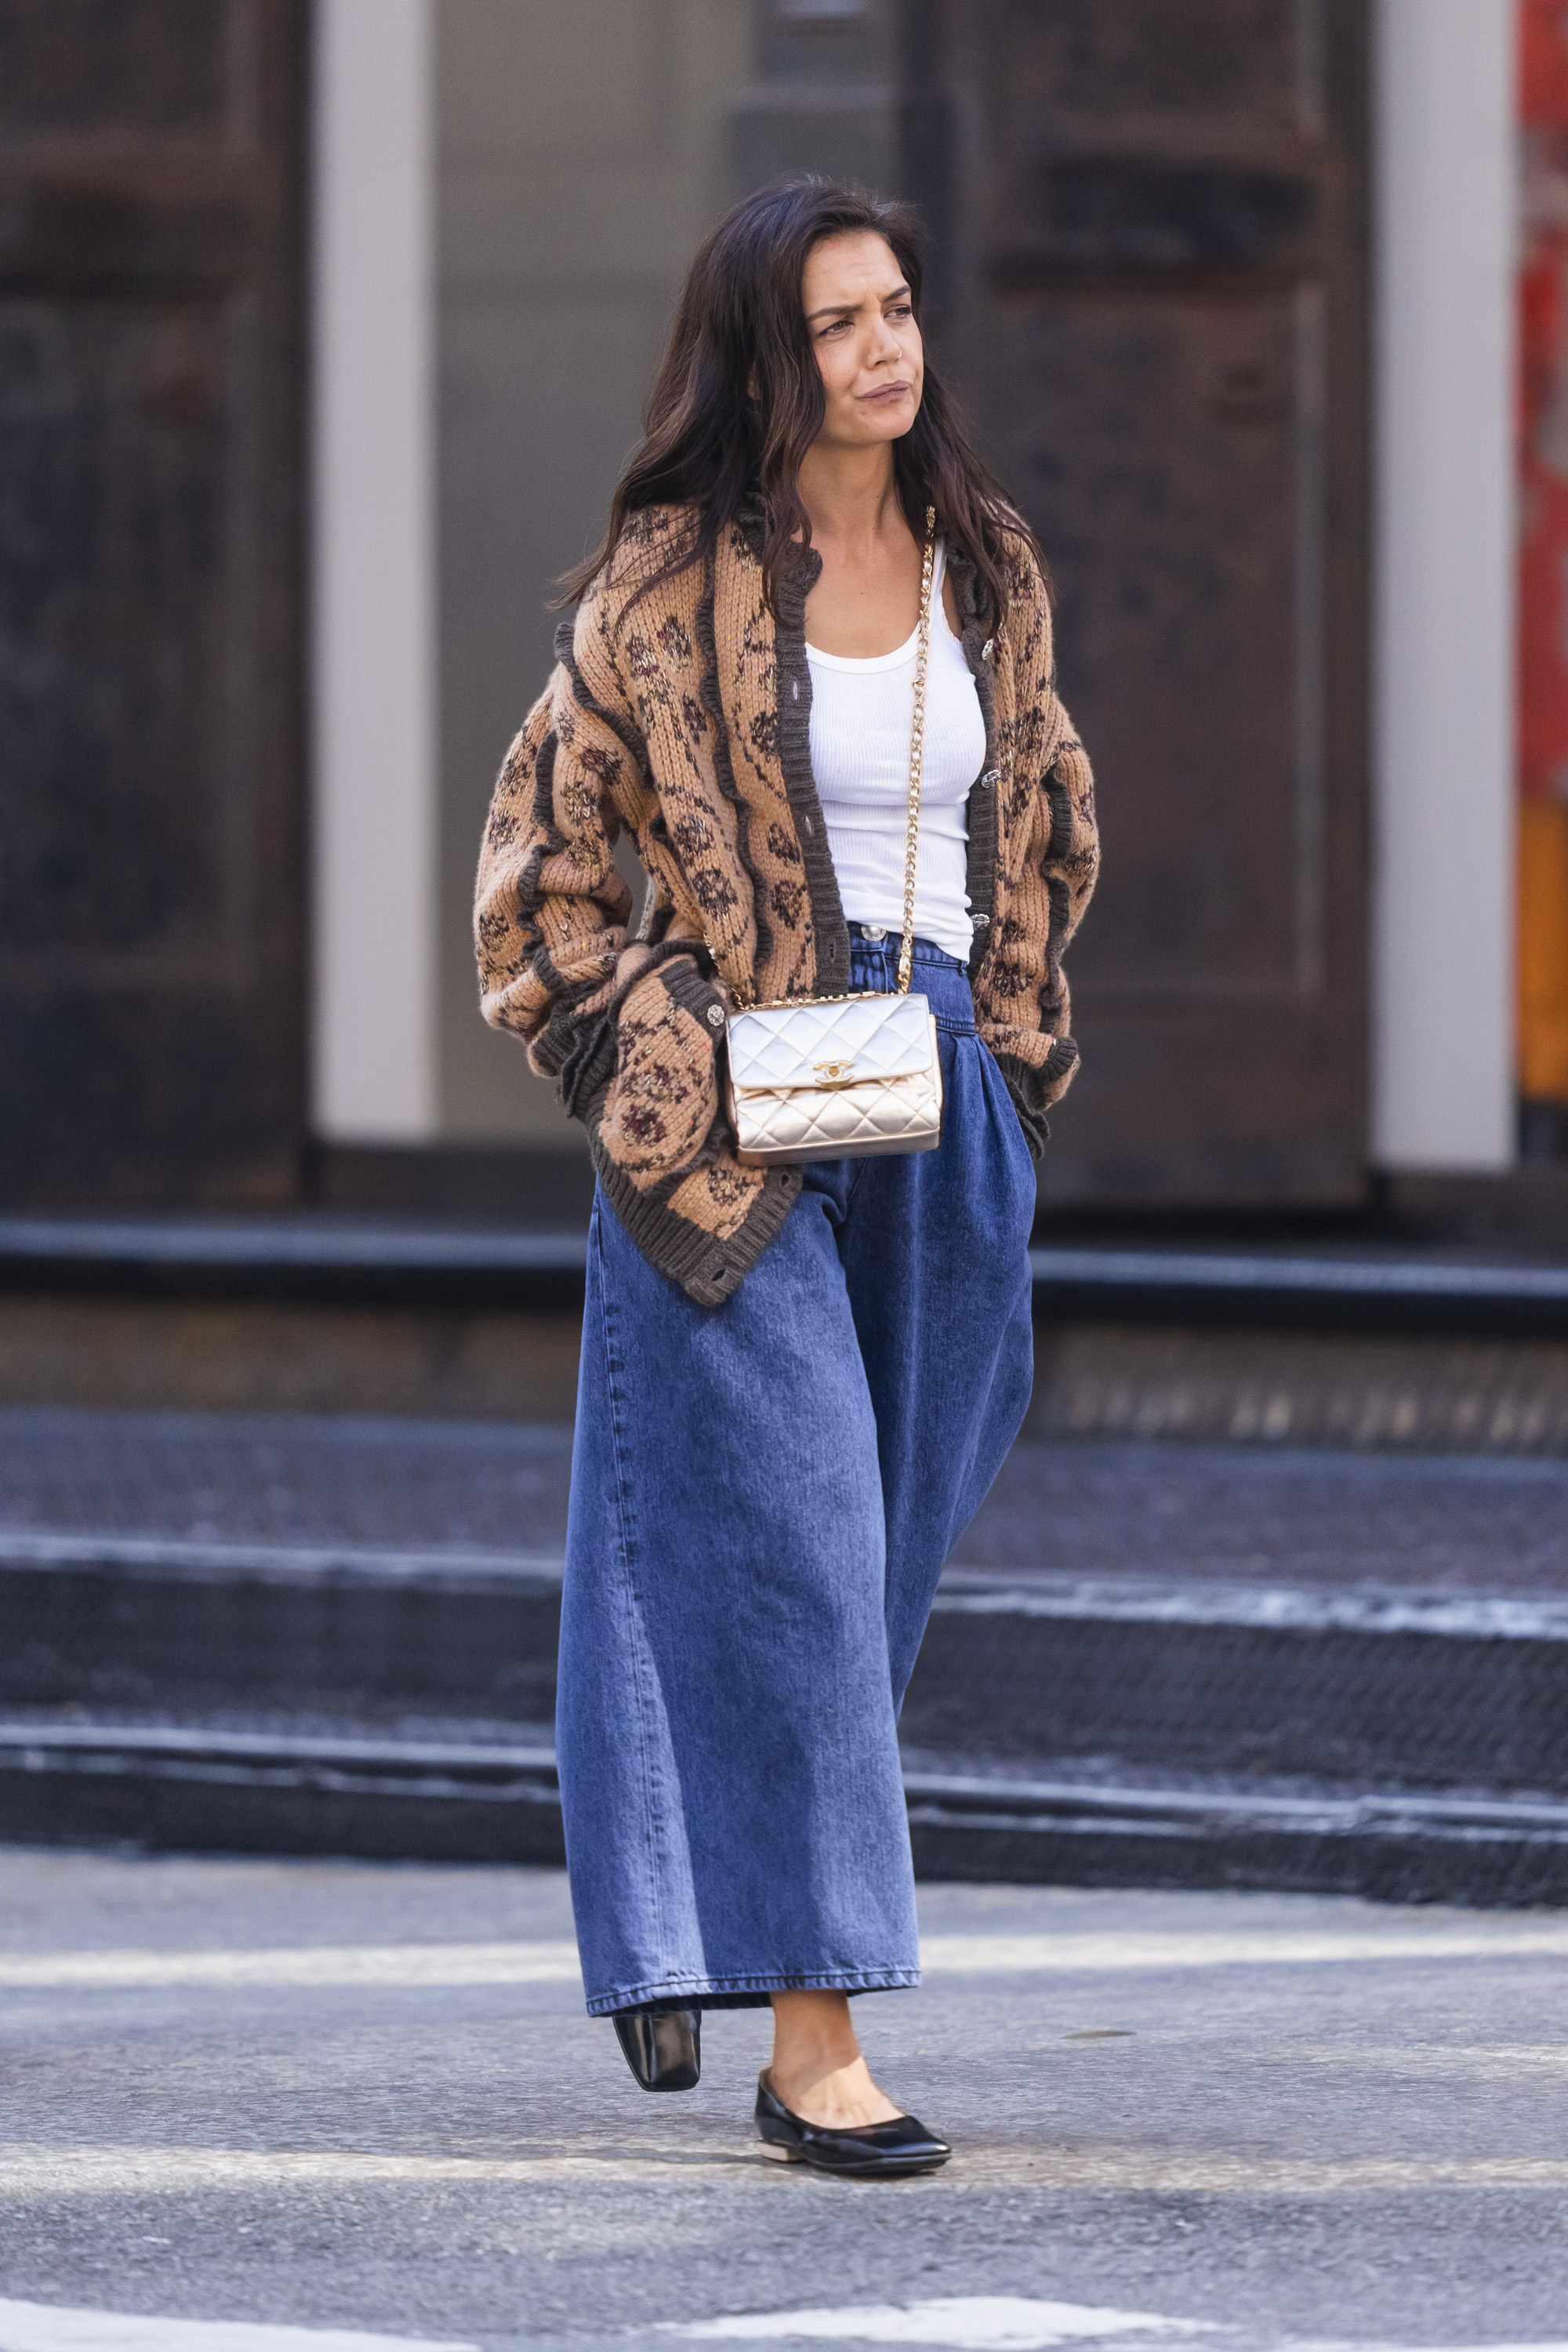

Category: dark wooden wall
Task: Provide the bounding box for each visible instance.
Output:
[933,0,1371,1206]
[0,0,1371,1219]
[0,0,307,1207]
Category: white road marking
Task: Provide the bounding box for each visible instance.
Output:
[0,2147,726,2193]
[0,2295,477,2351]
[3,1920,1567,1994]
[1,2145,1566,2198]
[661,2314,1568,2352]
[924,2151,1568,2193]
[659,2299,1210,2347]
[0,1943,582,1990]
[2,2298,1561,2352]
[1290,2044,1568,2079]
[916,1928,1568,1973]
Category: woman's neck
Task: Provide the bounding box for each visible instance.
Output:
[794,440,930,657]
[796,442,908,557]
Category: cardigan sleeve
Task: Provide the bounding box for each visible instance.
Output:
[473,597,644,1121]
[980,708,1099,1158]
[969,531,1101,1156]
[965,532,1100,1155]
[474,579,731,1161]
[987,710,1100,1143]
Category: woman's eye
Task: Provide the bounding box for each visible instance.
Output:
[888,304,913,320]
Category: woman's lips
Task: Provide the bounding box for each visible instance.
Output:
[861,381,913,404]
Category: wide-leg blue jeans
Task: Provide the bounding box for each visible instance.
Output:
[558,935,1036,2016]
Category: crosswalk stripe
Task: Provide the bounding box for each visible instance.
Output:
[2,1922,1566,1993]
[0,2294,476,2351]
[0,2145,1564,2198]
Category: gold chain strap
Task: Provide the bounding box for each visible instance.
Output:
[896,507,937,994]
[729,505,937,1012]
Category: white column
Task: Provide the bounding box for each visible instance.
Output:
[1372,0,1517,1169]
[310,0,437,1141]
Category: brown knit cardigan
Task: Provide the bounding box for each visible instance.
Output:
[474,501,1098,1306]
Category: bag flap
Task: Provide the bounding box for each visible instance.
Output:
[728,992,934,1091]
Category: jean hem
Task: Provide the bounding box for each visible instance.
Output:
[586,1967,921,2017]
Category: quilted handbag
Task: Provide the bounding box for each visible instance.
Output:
[725,512,945,1168]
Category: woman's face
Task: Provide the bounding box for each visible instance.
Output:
[800,230,923,450]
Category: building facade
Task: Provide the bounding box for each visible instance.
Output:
[0,0,1530,1221]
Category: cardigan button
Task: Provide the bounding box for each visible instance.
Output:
[982,638,995,662]
[705,1004,724,1029]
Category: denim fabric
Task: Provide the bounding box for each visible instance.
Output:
[557,934,1036,2016]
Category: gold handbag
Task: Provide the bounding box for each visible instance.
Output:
[725,512,945,1168]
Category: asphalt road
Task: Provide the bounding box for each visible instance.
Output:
[0,1847,1564,2352]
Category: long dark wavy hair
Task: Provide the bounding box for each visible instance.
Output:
[556,176,1042,626]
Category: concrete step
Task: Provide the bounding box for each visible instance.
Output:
[911,1570,1568,1791]
[6,1517,1567,1902]
[5,1406,1566,1902]
[1,1531,564,1730]
[7,1210,1568,1335]
[7,1530,1567,1797]
[4,1718,1566,1905]
[901,1765,1568,1905]
[6,1410,1568,1589]
[0,1719,565,1867]
[10,1217,1568,1441]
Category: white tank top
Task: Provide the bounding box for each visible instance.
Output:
[806,544,987,963]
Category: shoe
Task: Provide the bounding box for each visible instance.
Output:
[754,2070,950,2176]
[612,2007,701,2092]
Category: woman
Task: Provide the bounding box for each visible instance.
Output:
[474,177,1098,2176]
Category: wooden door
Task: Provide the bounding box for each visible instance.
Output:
[938,0,1370,1205]
[0,0,307,1207]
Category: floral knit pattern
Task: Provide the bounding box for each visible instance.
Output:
[474,503,1098,1305]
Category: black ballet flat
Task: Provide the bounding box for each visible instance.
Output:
[754,2070,950,2176]
[612,2007,701,2092]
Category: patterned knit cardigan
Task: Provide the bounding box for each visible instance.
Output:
[474,502,1098,1307]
